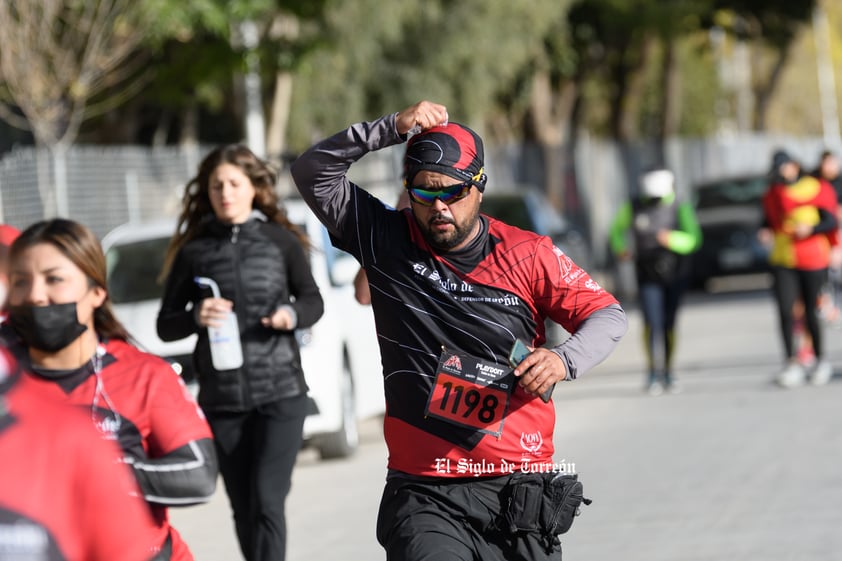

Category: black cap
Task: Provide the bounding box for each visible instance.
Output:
[403,123,486,191]
[771,149,794,171]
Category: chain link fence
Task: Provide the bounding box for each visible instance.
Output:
[0,144,211,238]
[1,134,838,264]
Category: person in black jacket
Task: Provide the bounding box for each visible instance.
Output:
[157,144,324,561]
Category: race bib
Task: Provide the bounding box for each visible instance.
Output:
[424,348,514,437]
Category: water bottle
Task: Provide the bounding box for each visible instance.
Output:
[195,276,244,370]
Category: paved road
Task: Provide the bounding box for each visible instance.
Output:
[171,288,842,561]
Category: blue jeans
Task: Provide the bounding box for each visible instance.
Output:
[638,278,687,380]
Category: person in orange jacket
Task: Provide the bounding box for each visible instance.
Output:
[762,149,838,387]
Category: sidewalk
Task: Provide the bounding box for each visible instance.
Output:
[554,289,842,561]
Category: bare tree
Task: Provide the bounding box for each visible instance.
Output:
[0,0,150,217]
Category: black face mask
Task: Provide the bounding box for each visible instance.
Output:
[8,303,88,352]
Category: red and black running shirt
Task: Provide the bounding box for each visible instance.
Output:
[292,114,626,477]
[0,351,161,561]
[20,338,212,560]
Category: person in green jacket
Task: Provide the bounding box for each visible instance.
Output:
[610,168,702,395]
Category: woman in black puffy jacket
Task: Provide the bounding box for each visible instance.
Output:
[157,144,324,561]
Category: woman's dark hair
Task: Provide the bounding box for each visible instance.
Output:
[9,218,130,341]
[161,144,309,279]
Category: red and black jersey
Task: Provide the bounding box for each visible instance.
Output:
[19,338,213,560]
[335,191,618,476]
[0,352,161,561]
[293,113,625,478]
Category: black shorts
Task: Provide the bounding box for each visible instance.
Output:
[376,472,587,561]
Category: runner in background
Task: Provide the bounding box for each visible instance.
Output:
[609,168,702,395]
[763,150,838,387]
[812,150,842,325]
[157,145,325,561]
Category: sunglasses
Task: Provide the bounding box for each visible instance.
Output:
[408,180,473,206]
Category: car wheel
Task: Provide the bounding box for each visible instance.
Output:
[317,361,359,460]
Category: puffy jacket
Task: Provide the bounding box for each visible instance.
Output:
[157,212,324,412]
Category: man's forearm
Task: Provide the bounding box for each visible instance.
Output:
[291,113,403,236]
[551,305,628,380]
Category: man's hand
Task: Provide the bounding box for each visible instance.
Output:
[513,347,567,398]
[395,101,449,136]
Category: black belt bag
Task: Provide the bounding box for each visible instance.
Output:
[498,472,592,549]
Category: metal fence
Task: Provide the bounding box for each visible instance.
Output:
[0,144,211,238]
[1,133,839,265]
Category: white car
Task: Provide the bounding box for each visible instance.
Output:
[101,199,384,459]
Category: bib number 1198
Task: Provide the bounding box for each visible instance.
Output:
[425,350,513,437]
[434,374,501,423]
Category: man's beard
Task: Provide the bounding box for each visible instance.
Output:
[416,211,478,251]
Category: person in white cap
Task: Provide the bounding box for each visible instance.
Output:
[609,167,702,395]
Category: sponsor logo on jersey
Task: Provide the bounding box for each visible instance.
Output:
[442,354,462,372]
[520,430,544,455]
[554,248,585,285]
[585,278,603,292]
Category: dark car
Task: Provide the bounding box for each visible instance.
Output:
[480,187,591,271]
[480,188,591,345]
[689,174,771,290]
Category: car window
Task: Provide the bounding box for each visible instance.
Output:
[481,195,533,231]
[106,237,169,304]
[482,192,569,240]
[694,176,768,209]
[528,195,568,236]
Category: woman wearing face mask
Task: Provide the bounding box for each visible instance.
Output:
[157,144,324,561]
[0,218,218,561]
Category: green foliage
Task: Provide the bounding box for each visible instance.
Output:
[132,0,330,132]
[286,0,572,149]
[712,0,815,47]
[12,0,825,147]
[676,34,721,136]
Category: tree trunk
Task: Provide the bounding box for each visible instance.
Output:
[753,44,791,131]
[152,111,172,147]
[608,35,656,198]
[656,37,681,168]
[51,143,69,218]
[266,70,294,164]
[529,70,578,210]
[179,103,199,146]
[618,35,656,142]
[35,144,54,219]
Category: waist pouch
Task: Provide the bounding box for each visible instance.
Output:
[497,472,592,549]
